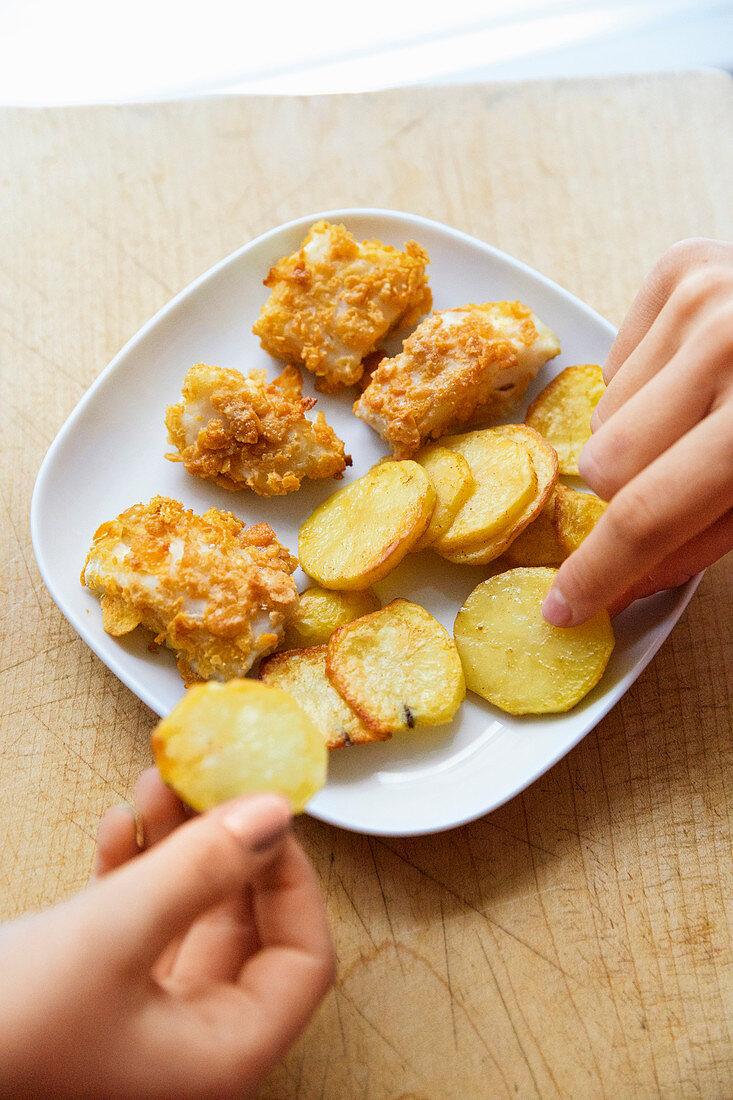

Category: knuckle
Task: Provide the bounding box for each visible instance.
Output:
[177,821,234,893]
[604,484,660,553]
[652,239,732,303]
[658,237,718,276]
[670,265,723,318]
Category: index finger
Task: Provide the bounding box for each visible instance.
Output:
[542,404,733,625]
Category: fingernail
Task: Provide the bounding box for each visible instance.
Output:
[119,802,143,848]
[249,820,292,853]
[542,586,574,626]
[98,802,138,834]
[222,795,292,853]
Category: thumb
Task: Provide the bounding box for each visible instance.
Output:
[89,792,292,973]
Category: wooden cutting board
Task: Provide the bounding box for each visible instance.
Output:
[1,72,731,1098]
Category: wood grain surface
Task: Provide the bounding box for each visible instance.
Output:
[1,72,731,1098]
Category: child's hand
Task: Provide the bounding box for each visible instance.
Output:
[0,770,336,1098]
[543,238,733,626]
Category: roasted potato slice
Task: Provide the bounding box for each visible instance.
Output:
[454,567,614,714]
[327,598,466,735]
[412,445,475,550]
[438,425,558,565]
[433,431,537,554]
[553,484,608,555]
[282,585,380,649]
[525,364,605,475]
[152,679,327,812]
[492,424,558,490]
[260,645,386,750]
[299,460,435,589]
[501,491,566,567]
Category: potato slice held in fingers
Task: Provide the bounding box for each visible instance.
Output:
[525,364,605,475]
[152,679,327,812]
[433,431,537,555]
[298,460,436,589]
[260,645,386,750]
[282,585,380,649]
[327,599,466,735]
[454,568,614,714]
[553,483,608,555]
[412,445,475,550]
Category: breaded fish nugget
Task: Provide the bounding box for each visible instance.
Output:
[253,220,432,392]
[165,363,350,495]
[81,496,299,684]
[354,302,561,457]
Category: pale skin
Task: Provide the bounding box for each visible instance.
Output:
[0,770,336,1099]
[542,237,733,626]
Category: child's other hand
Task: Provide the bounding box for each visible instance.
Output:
[543,238,733,626]
[0,770,335,1098]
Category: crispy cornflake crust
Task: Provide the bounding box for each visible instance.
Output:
[354,302,560,457]
[253,220,432,392]
[326,598,466,735]
[81,496,299,685]
[165,363,350,496]
[259,645,386,750]
[438,425,558,565]
[525,363,605,475]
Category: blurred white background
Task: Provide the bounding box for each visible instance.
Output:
[1,0,731,104]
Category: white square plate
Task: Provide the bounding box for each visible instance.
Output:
[31,209,700,836]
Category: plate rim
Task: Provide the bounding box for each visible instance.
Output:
[30,207,701,836]
[308,574,701,836]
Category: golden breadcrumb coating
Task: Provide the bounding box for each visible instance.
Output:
[165,363,350,496]
[81,496,299,685]
[353,302,561,457]
[253,220,432,392]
